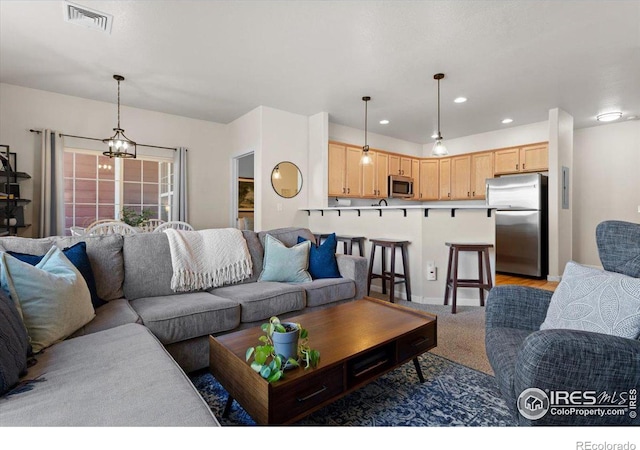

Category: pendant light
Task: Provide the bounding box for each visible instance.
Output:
[102,74,137,159]
[431,73,448,156]
[360,96,373,165]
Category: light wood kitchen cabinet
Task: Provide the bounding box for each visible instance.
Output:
[451,155,472,200]
[389,155,412,176]
[419,159,439,200]
[411,158,420,200]
[470,152,494,199]
[438,158,451,200]
[494,143,548,175]
[520,144,548,172]
[362,151,389,198]
[328,143,362,197]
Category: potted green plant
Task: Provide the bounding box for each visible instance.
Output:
[121,207,153,227]
[245,316,320,383]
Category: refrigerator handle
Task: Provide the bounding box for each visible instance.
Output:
[486,184,489,203]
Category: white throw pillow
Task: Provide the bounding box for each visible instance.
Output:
[0,247,95,352]
[540,261,640,339]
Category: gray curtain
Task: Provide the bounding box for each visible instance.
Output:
[39,130,65,237]
[172,147,188,222]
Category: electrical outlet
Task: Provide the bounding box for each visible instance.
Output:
[426,261,436,281]
[637,205,640,213]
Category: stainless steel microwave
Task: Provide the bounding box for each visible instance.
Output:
[388,175,414,198]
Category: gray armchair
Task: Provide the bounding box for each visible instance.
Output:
[486,220,640,426]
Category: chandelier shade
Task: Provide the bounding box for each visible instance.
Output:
[103,75,137,159]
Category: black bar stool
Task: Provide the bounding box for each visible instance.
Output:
[444,242,493,314]
[367,239,411,303]
[312,233,366,256]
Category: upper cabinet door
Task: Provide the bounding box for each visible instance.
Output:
[438,158,451,200]
[520,144,548,172]
[362,150,377,197]
[451,155,471,200]
[419,159,439,200]
[400,157,412,177]
[376,152,389,198]
[411,159,420,200]
[471,152,495,199]
[328,143,346,196]
[344,146,363,197]
[494,148,520,174]
[388,154,400,176]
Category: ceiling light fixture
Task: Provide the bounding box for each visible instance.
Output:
[454,97,467,103]
[379,119,389,125]
[102,74,137,159]
[431,73,448,156]
[360,96,373,165]
[596,112,622,122]
[501,118,513,124]
[431,133,439,139]
[627,115,638,120]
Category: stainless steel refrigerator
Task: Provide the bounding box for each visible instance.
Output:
[486,173,548,278]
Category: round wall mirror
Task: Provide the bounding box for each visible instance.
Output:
[271,161,303,198]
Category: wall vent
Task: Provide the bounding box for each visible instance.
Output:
[63,1,113,34]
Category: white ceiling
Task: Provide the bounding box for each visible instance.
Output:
[1,1,639,144]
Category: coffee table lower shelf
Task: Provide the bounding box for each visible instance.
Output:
[208,298,437,425]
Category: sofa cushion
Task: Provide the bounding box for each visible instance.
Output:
[258,235,311,283]
[122,232,177,300]
[70,298,141,338]
[53,235,125,301]
[258,227,316,248]
[596,220,640,278]
[0,290,29,396]
[540,261,640,339]
[297,233,341,279]
[0,323,219,426]
[241,230,264,283]
[129,292,240,345]
[302,278,356,307]
[485,327,532,410]
[0,236,53,255]
[7,241,107,309]
[0,248,95,353]
[210,281,305,322]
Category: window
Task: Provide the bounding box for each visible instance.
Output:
[64,149,173,234]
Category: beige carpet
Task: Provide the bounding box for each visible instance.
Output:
[370,293,493,375]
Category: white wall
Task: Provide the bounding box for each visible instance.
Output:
[573,120,640,266]
[0,83,230,235]
[259,107,310,231]
[547,108,574,279]
[307,112,329,208]
[422,121,549,157]
[329,123,423,156]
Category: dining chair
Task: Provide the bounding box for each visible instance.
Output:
[139,218,165,233]
[86,221,138,236]
[153,221,194,232]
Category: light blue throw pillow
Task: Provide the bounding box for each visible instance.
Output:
[258,234,312,283]
[0,247,95,353]
[540,261,640,339]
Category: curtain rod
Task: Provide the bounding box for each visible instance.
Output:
[29,129,178,151]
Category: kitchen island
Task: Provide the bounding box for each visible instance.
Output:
[303,205,497,306]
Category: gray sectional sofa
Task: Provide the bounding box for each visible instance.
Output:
[0,227,367,426]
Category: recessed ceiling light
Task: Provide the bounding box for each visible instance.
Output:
[431,133,439,139]
[596,112,622,122]
[454,97,467,103]
[501,118,513,124]
[379,119,389,125]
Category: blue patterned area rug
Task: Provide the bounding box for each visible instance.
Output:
[191,352,516,426]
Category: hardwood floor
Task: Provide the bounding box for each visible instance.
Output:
[495,273,558,292]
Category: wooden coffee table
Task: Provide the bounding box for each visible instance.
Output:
[208,297,437,425]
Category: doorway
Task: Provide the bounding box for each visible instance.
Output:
[233,153,254,230]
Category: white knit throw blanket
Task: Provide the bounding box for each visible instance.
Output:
[164,228,253,292]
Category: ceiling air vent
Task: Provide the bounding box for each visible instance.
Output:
[63,1,113,34]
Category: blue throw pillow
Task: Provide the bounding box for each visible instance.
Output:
[7,242,107,309]
[0,289,30,395]
[297,233,342,280]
